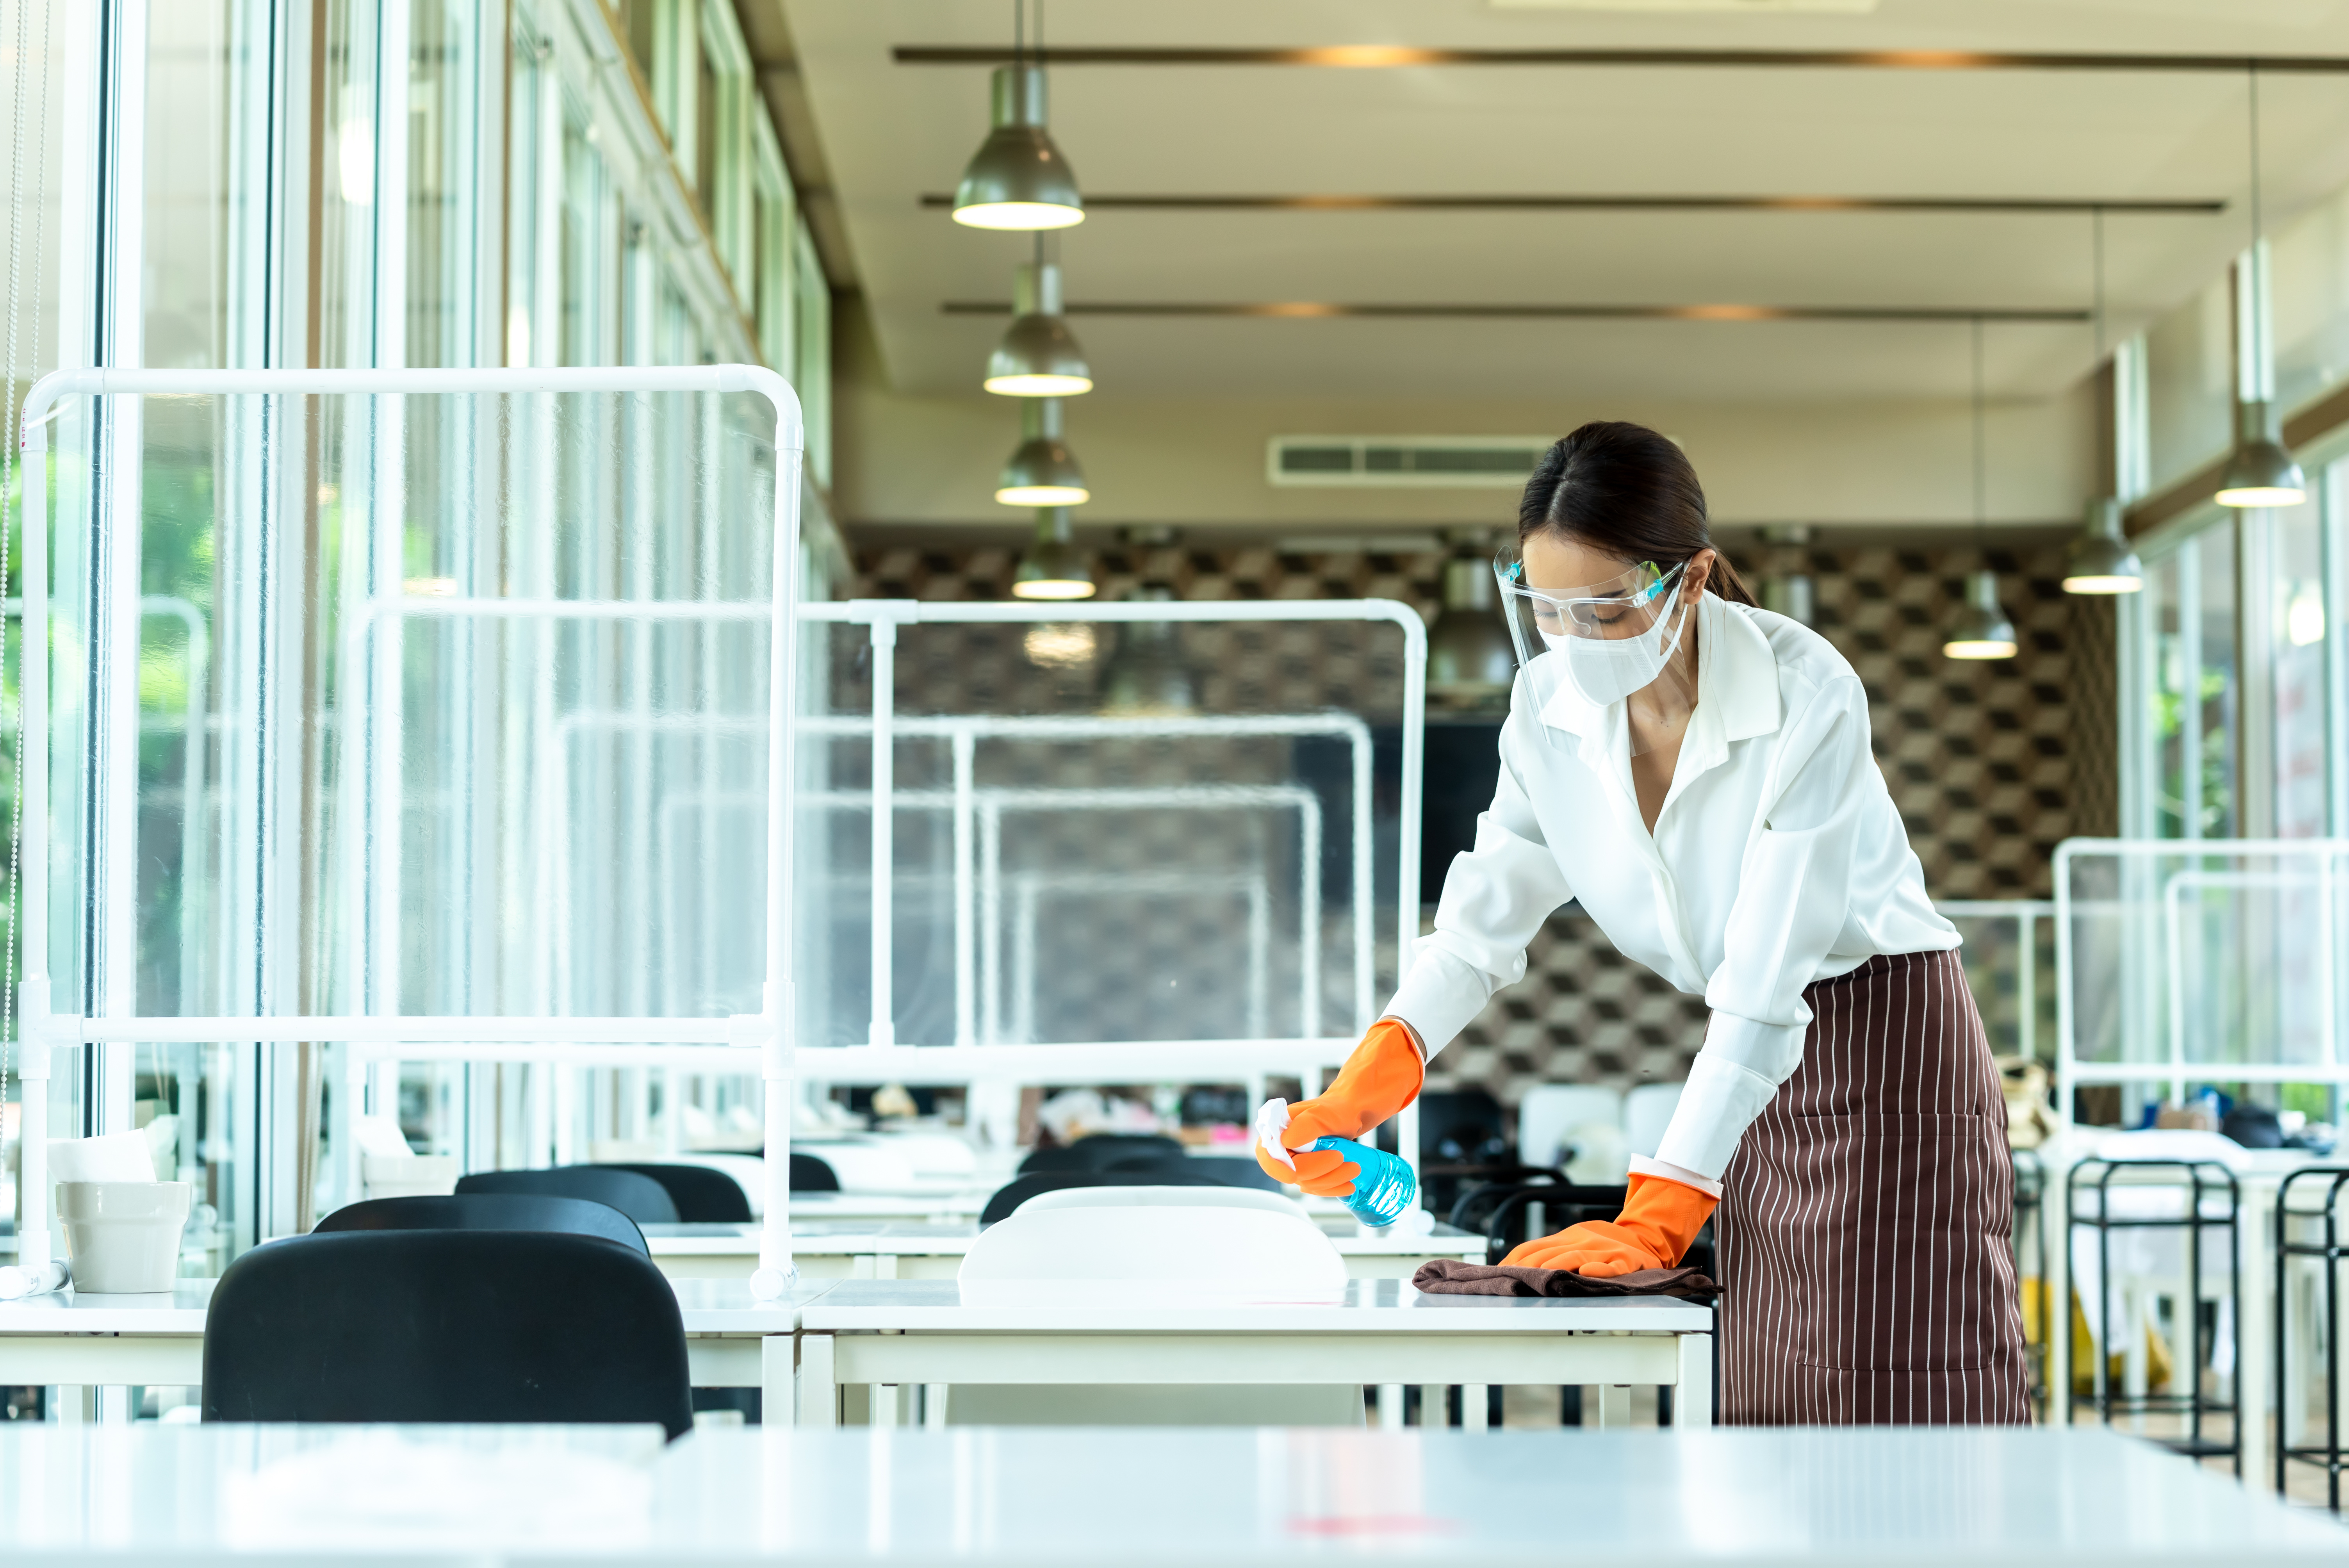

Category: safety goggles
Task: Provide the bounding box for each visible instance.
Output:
[1492,548,1684,640]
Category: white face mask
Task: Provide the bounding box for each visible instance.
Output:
[1540,589,1690,707]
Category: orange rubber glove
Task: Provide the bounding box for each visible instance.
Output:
[1255,1019,1425,1196]
[1500,1172,1717,1278]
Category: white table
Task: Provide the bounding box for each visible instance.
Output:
[647,1217,1488,1281]
[0,1277,831,1422]
[7,1423,2346,1564]
[794,1277,1713,1433]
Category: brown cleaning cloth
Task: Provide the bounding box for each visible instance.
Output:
[1412,1257,1723,1302]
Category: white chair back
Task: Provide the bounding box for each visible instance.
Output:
[1017,1185,1301,1219]
[1624,1083,1683,1160]
[958,1201,1345,1301]
[1516,1085,1625,1168]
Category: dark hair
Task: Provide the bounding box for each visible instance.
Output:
[1517,421,1756,607]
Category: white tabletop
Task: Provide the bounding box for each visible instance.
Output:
[647,1218,1487,1258]
[798,1277,1708,1333]
[4,1424,2341,1564]
[0,1276,829,1335]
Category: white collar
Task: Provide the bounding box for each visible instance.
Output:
[1534,592,1782,743]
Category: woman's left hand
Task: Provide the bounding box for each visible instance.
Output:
[1500,1172,1717,1277]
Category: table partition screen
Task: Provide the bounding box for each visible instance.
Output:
[2056,838,2349,1130]
[11,368,805,1295]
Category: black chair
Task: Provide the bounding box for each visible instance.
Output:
[1107,1153,1281,1192]
[312,1193,649,1254]
[789,1152,840,1192]
[454,1165,681,1226]
[979,1168,1236,1226]
[593,1163,753,1223]
[201,1230,693,1439]
[1417,1089,1513,1216]
[1017,1134,1186,1175]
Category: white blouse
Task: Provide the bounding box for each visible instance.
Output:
[1385,592,1958,1183]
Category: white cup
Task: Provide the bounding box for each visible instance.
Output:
[56,1181,192,1293]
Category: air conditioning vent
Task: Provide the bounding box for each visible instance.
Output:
[1268,436,1552,488]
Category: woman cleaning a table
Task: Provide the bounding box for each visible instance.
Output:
[1258,421,2029,1425]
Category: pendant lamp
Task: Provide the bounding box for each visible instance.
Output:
[985,238,1091,396]
[1098,585,1201,716]
[1011,508,1094,600]
[1426,551,1516,715]
[952,61,1084,231]
[996,397,1089,506]
[2217,65,2306,510]
[2066,208,2144,594]
[1946,317,2019,661]
[1944,569,2020,661]
[2064,496,2146,595]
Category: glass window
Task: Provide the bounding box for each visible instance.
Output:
[2272,184,2349,420]
[407,0,485,369]
[2148,551,2189,839]
[2275,505,2330,837]
[2194,523,2241,839]
[2144,273,2237,495]
[792,216,830,489]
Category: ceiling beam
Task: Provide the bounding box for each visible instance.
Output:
[894,45,2349,73]
[941,300,2090,322]
[917,192,2224,216]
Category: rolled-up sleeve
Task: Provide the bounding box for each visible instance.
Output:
[1656,674,1871,1179]
[1383,712,1574,1059]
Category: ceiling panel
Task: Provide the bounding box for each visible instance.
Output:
[776,0,2349,406]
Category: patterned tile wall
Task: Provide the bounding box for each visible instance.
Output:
[852,538,2094,1113]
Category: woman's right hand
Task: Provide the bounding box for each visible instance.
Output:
[1255,1018,1425,1196]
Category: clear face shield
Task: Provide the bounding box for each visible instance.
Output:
[1493,543,1698,757]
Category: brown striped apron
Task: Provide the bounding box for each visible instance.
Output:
[1713,948,2031,1425]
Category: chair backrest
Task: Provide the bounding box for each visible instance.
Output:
[594,1163,752,1223]
[795,1141,918,1191]
[201,1231,693,1438]
[980,1168,1231,1226]
[1018,1133,1185,1175]
[1417,1089,1509,1165]
[959,1202,1345,1297]
[454,1166,681,1225]
[789,1152,840,1192]
[1624,1083,1684,1159]
[312,1193,649,1254]
[1515,1085,1626,1169]
[1105,1154,1280,1192]
[1019,1184,1303,1219]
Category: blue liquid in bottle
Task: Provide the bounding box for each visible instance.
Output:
[1308,1137,1419,1228]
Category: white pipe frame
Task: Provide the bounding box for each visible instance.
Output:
[14,365,807,1297]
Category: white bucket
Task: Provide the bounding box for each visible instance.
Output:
[56,1181,192,1293]
[363,1154,461,1201]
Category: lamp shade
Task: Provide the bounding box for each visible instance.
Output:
[1011,508,1094,600]
[1426,557,1515,714]
[1943,568,2018,660]
[952,66,1084,232]
[2215,400,2306,508]
[984,259,1091,396]
[1098,586,1199,716]
[2062,497,2144,595]
[996,398,1089,506]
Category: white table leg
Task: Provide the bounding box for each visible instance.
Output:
[1595,1385,1631,1429]
[923,1383,948,1431]
[1417,1384,1446,1427]
[2240,1183,2274,1490]
[2047,1157,2071,1425]
[762,1335,794,1429]
[1462,1385,1488,1432]
[56,1386,94,1425]
[1675,1333,1714,1427]
[797,1334,838,1428]
[1377,1384,1404,1430]
[873,1385,898,1429]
